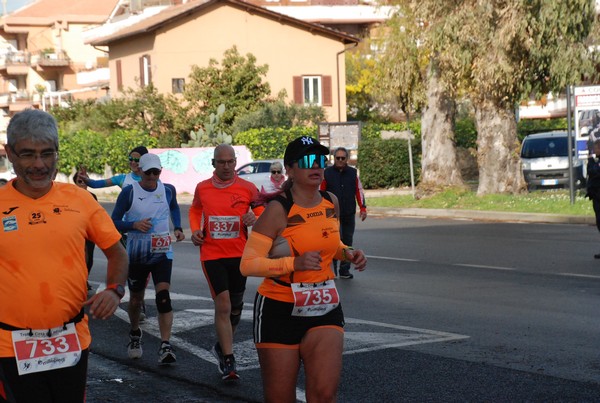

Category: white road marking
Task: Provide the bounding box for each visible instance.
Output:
[365,255,420,262]
[343,318,469,354]
[453,263,517,271]
[98,283,469,366]
[95,282,469,403]
[557,272,600,280]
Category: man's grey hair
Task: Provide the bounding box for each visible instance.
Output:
[7,109,59,150]
[333,147,349,158]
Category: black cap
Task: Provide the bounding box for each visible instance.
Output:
[284,136,329,166]
[130,146,148,156]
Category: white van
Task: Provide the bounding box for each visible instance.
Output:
[520,131,585,190]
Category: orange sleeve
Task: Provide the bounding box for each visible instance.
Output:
[189,184,203,232]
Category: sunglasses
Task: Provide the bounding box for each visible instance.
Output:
[271,170,282,174]
[335,156,347,161]
[143,168,161,176]
[128,156,140,162]
[296,154,326,169]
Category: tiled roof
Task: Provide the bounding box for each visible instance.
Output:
[89,0,359,46]
[3,0,120,24]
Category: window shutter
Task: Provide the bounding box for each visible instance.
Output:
[139,56,144,88]
[116,60,122,91]
[293,76,303,104]
[322,75,332,106]
[147,55,152,85]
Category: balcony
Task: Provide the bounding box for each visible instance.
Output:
[0,51,31,75]
[0,91,38,111]
[34,50,70,68]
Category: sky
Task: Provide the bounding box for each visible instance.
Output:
[5,0,34,14]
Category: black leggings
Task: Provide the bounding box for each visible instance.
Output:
[0,349,88,403]
[593,197,600,232]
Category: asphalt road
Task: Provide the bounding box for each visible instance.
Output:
[83,203,600,402]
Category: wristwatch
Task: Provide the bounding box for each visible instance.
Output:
[105,283,125,299]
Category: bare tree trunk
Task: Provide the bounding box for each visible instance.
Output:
[474,100,527,195]
[420,60,464,191]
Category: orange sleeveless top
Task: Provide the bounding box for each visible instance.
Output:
[257,193,340,303]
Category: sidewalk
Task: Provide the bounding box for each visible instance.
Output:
[364,188,594,225]
[96,187,595,226]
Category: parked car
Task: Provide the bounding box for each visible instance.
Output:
[520,131,585,190]
[236,159,285,191]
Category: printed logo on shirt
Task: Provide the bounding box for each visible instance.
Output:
[52,204,80,214]
[321,225,338,239]
[28,211,46,225]
[2,216,17,232]
[306,211,323,219]
[230,194,248,209]
[2,206,18,215]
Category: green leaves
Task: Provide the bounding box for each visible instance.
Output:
[58,129,156,175]
[184,46,271,134]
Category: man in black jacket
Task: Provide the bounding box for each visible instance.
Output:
[587,139,600,258]
[321,147,367,279]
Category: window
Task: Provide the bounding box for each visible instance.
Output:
[139,55,152,87]
[293,75,332,107]
[303,76,321,105]
[172,78,185,94]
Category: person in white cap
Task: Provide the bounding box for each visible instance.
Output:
[111,153,185,365]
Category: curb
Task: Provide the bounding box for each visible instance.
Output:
[369,207,595,225]
[97,190,594,226]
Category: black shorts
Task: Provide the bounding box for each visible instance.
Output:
[201,258,247,298]
[253,293,345,346]
[0,349,89,403]
[128,258,172,292]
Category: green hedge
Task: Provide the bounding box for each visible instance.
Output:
[234,126,316,159]
[516,117,568,140]
[58,129,157,175]
[358,138,421,189]
[54,116,566,189]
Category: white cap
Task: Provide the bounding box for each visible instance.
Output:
[139,153,162,171]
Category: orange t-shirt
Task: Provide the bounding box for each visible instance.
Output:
[257,195,340,303]
[0,181,122,357]
[189,176,261,261]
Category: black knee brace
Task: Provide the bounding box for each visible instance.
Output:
[230,292,244,326]
[155,289,172,313]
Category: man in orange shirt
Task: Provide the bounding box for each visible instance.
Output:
[0,109,128,402]
[189,144,262,382]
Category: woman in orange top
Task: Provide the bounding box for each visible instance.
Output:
[241,136,367,403]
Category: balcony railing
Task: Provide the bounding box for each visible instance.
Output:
[0,91,39,111]
[35,50,70,67]
[0,50,71,71]
[0,51,31,70]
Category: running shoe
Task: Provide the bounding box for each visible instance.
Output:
[127,329,143,359]
[339,270,354,279]
[222,356,240,381]
[211,342,225,374]
[158,342,176,365]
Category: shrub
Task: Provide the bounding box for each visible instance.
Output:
[235,127,316,159]
[359,138,421,189]
[58,129,157,175]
